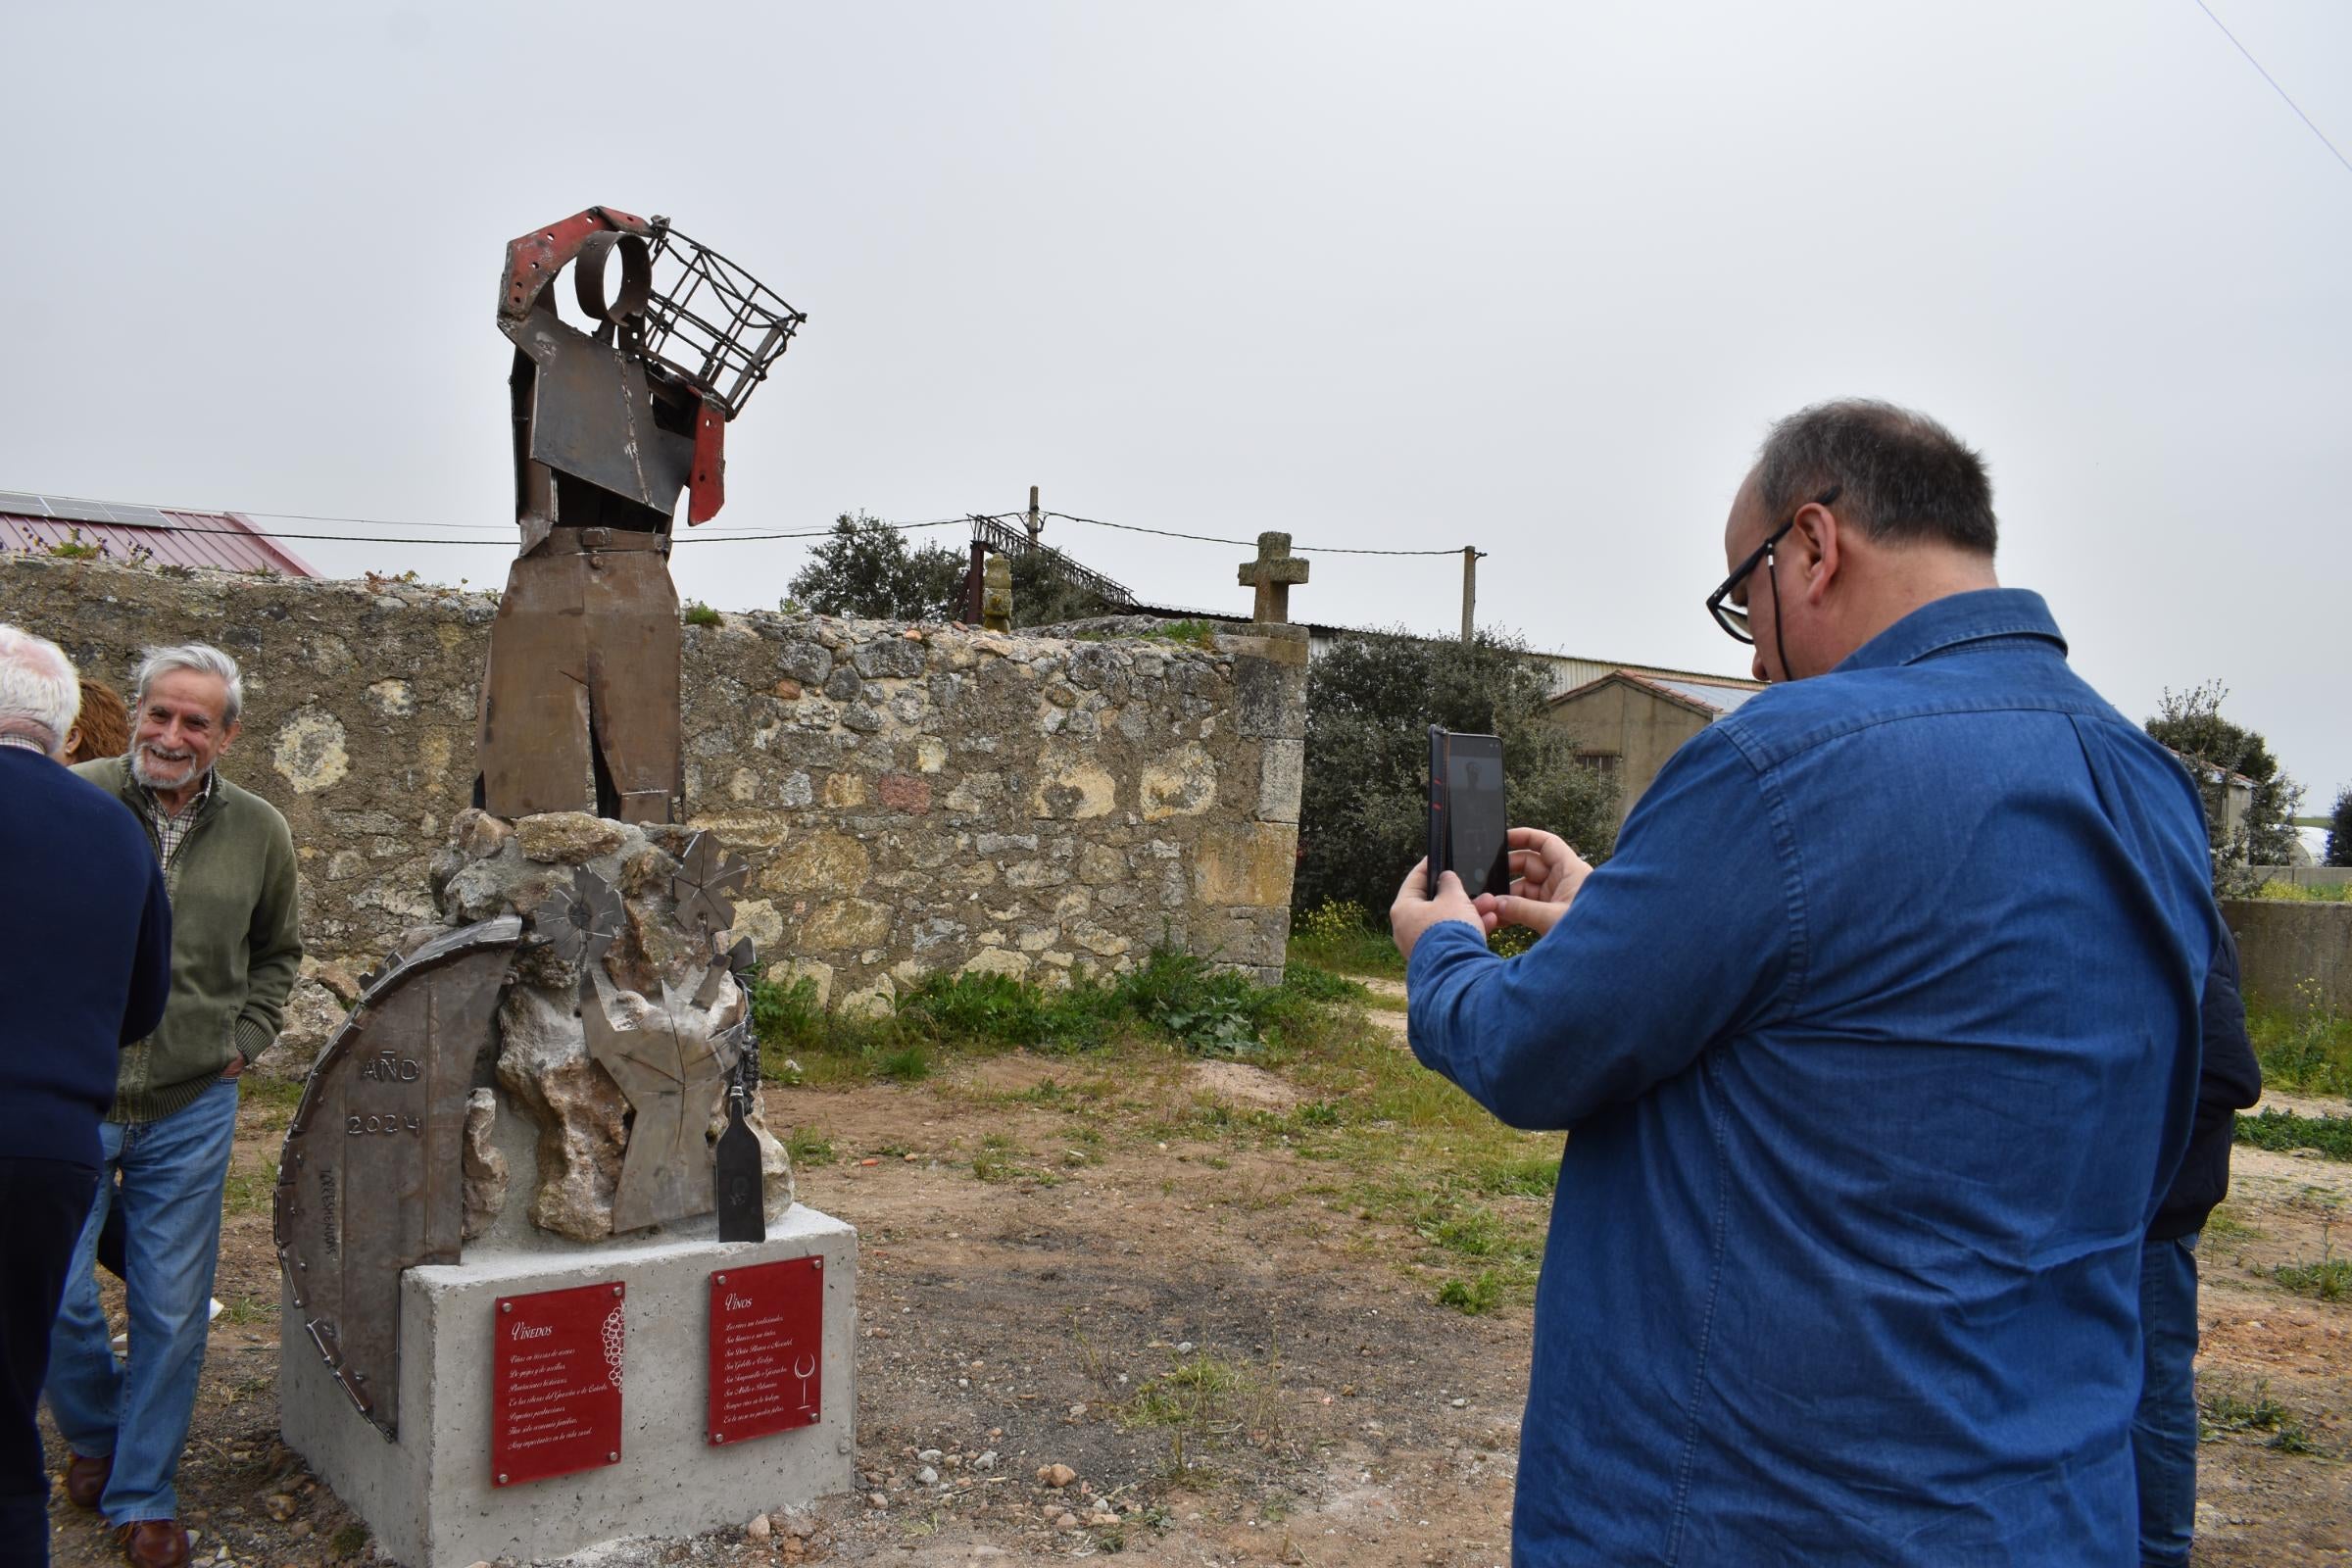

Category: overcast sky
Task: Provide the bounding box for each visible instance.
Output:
[6,1,2346,802]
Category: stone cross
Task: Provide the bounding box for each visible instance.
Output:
[1237,531,1309,624]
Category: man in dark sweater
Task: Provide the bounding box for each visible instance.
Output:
[2137,924,2262,1567]
[0,627,172,1568]
[46,645,300,1568]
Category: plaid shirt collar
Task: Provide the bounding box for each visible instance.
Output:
[137,767,217,867]
[0,733,51,756]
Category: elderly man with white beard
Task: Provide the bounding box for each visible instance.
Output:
[47,644,301,1568]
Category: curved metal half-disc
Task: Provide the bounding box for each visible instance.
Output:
[273,916,521,1440]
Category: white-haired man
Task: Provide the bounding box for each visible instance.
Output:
[0,627,171,1568]
[46,645,300,1568]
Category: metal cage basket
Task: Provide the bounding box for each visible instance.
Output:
[639,222,807,420]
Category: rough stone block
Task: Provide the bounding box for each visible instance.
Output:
[1141,743,1218,821]
[515,813,629,865]
[801,899,893,951]
[1030,753,1117,820]
[1257,738,1305,825]
[1195,823,1300,907]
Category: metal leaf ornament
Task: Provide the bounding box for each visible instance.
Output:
[531,867,624,966]
[671,831,749,936]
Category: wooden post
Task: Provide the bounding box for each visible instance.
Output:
[965,539,987,624]
[1460,547,1478,645]
[1027,485,1042,547]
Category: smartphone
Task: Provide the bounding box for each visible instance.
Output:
[1427,726,1509,900]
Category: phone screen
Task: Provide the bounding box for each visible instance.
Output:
[1430,729,1509,899]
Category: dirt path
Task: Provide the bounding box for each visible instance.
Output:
[38,1016,2352,1567]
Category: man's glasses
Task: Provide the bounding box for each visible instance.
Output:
[1705,485,1839,645]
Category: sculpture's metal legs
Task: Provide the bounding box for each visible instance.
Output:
[586,551,682,825]
[476,528,681,823]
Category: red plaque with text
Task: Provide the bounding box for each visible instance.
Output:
[491,1282,625,1486]
[707,1257,823,1446]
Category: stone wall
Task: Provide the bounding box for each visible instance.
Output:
[6,553,1307,1051]
[2223,898,2352,1014]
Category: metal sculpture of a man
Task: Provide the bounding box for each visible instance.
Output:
[475,206,805,822]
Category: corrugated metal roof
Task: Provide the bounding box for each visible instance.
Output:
[0,493,317,577]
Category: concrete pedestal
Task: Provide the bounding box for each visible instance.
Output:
[281,1207,857,1568]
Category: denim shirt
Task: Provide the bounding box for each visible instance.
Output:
[1407,589,2216,1566]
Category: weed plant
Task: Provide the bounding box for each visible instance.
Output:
[220,1156,280,1218]
[2235,1108,2352,1162]
[2248,981,2352,1097]
[2274,1256,2352,1301]
[748,948,1350,1081]
[2255,879,2352,904]
[2200,1378,2314,1452]
[1288,901,1405,978]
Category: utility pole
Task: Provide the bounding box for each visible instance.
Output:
[1460,547,1480,645]
[1026,484,1042,547]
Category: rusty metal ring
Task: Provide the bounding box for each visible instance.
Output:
[574,231,652,323]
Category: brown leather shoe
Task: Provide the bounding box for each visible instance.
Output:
[118,1520,190,1568]
[63,1451,112,1509]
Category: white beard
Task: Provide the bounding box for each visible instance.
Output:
[131,744,208,794]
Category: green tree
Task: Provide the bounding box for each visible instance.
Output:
[786,514,966,619]
[1296,628,1618,920]
[785,514,1113,628]
[2144,681,2305,894]
[1002,548,1114,628]
[2327,786,2352,868]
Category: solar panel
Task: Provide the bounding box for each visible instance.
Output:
[0,492,173,527]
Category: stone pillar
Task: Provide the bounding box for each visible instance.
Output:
[1189,624,1309,985]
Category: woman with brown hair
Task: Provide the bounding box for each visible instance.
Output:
[65,677,127,765]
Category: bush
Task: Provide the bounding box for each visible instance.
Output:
[2235,1108,2352,1161]
[1296,627,1618,922]
[750,948,1341,1073]
[2328,786,2352,868]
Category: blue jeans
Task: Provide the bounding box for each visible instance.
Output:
[2134,1231,2200,1568]
[44,1079,239,1527]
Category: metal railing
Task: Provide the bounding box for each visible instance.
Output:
[968,514,1136,607]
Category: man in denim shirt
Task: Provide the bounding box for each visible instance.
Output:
[1394,400,2216,1565]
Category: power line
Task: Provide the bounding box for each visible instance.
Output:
[2191,0,2352,178]
[1044,511,1471,557]
[13,486,1477,562]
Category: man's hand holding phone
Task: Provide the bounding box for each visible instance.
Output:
[1473,828,1592,940]
[1391,858,1483,962]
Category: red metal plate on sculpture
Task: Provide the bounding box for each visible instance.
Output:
[707,1257,823,1445]
[492,1283,626,1486]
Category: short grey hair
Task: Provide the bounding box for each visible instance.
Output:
[133,643,245,725]
[1755,399,1998,556]
[0,623,82,756]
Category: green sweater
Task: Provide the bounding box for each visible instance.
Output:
[74,757,304,1123]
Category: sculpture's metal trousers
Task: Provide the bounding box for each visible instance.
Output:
[477,527,682,823]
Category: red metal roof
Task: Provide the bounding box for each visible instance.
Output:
[0,498,318,577]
